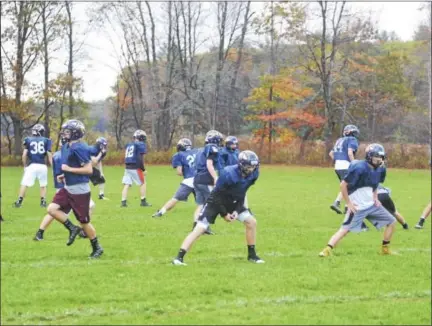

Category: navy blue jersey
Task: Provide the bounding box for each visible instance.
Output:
[61,142,92,186]
[344,160,386,195]
[172,148,199,179]
[208,165,259,216]
[124,141,146,169]
[23,136,52,165]
[194,144,222,185]
[89,144,106,162]
[332,136,358,162]
[220,147,239,168]
[52,151,64,189]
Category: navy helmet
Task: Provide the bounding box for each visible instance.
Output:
[133,129,147,142]
[225,136,238,151]
[343,124,360,138]
[32,124,45,137]
[205,130,223,146]
[61,119,85,141]
[365,143,386,168]
[238,150,259,176]
[177,138,192,152]
[96,137,108,149]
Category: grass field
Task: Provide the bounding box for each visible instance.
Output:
[1,165,431,325]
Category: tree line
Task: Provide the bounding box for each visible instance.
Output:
[1,1,431,162]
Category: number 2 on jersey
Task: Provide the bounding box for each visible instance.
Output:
[125,145,135,158]
[186,154,196,167]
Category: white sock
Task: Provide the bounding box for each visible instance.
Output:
[160,207,167,215]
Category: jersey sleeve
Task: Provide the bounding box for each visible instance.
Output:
[73,145,91,166]
[205,145,219,159]
[138,142,146,155]
[348,137,359,152]
[46,138,52,152]
[380,168,387,183]
[171,153,182,168]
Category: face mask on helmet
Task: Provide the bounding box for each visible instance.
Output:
[238,150,259,176]
[365,144,386,168]
[225,136,238,151]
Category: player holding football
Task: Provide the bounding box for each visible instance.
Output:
[172,150,264,266]
[14,124,53,208]
[121,130,151,207]
[152,138,199,218]
[46,120,103,258]
[319,144,397,257]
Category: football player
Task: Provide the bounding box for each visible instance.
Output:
[192,130,224,234]
[172,150,264,266]
[89,137,108,200]
[329,125,360,215]
[220,136,239,168]
[121,130,151,207]
[152,138,199,218]
[33,134,96,241]
[14,124,53,208]
[319,144,397,257]
[46,120,103,258]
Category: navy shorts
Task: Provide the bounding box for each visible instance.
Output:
[173,184,195,202]
[194,184,213,205]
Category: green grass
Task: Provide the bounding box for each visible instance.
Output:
[1,165,431,325]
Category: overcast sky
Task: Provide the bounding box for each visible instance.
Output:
[20,1,429,102]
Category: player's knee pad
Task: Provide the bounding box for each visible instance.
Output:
[237,209,255,223]
[196,218,209,231]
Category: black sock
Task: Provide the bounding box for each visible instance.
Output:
[63,219,74,231]
[90,237,99,250]
[418,218,425,226]
[38,229,45,235]
[177,248,187,260]
[247,245,256,257]
[18,197,23,204]
[327,244,334,249]
[41,197,45,202]
[335,200,340,206]
[382,240,390,246]
[141,197,146,201]
[361,222,368,228]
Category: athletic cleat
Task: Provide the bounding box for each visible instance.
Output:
[13,201,22,208]
[40,201,47,208]
[152,211,163,218]
[33,232,44,241]
[248,255,265,264]
[98,194,105,200]
[121,201,127,208]
[330,204,342,214]
[415,224,423,229]
[0,215,4,222]
[172,258,187,266]
[381,245,392,255]
[204,227,215,235]
[78,229,87,238]
[66,226,81,246]
[140,200,152,207]
[319,246,332,257]
[402,223,409,230]
[89,247,104,259]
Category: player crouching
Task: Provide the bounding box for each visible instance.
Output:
[319,144,397,257]
[172,150,264,266]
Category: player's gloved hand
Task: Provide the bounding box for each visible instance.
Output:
[223,213,236,222]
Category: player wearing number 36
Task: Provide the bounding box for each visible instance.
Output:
[14,124,53,208]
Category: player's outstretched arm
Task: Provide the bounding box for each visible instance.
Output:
[62,162,93,175]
